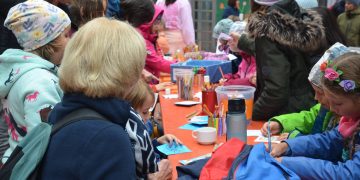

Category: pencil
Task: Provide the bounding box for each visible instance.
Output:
[185,110,199,119]
[218,66,225,79]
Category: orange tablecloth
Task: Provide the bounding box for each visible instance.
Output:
[159,90,263,179]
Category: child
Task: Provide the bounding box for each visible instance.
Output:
[0,0,71,163]
[220,20,257,86]
[270,52,360,179]
[261,43,347,139]
[137,5,175,79]
[125,80,182,146]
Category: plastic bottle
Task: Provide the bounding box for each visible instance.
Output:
[226,98,247,143]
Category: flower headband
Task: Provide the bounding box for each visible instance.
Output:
[320,61,358,92]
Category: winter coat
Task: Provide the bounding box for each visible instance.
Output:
[271,103,338,139]
[337,8,360,47]
[42,93,157,179]
[282,127,360,179]
[222,6,239,19]
[0,49,63,163]
[246,0,323,120]
[224,51,256,86]
[138,6,175,78]
[156,0,195,46]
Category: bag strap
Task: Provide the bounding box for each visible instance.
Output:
[28,108,109,180]
[51,108,109,135]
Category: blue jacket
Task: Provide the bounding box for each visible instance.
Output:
[41,94,136,179]
[282,128,360,179]
[222,6,239,19]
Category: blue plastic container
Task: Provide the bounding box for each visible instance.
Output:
[170,60,232,83]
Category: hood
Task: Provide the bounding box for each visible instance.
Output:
[48,93,131,128]
[247,0,325,52]
[137,5,164,41]
[0,49,58,99]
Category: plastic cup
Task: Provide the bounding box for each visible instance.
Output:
[175,71,194,100]
[215,85,256,120]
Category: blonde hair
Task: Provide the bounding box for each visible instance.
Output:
[31,35,63,62]
[59,17,146,98]
[125,80,155,110]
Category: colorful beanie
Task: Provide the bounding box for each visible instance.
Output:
[308,42,349,88]
[212,18,234,39]
[4,0,71,51]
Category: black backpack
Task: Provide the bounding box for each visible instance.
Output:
[0,108,109,180]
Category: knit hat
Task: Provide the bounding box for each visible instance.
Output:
[346,0,360,6]
[295,0,318,9]
[229,21,247,34]
[212,18,234,39]
[308,43,349,88]
[4,0,71,51]
[254,0,280,6]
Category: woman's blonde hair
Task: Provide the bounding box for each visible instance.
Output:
[125,80,155,110]
[59,17,146,98]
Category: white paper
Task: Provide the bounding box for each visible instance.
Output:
[247,130,262,137]
[254,135,281,144]
[162,94,178,99]
[228,54,238,61]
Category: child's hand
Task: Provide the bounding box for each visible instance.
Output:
[266,142,289,158]
[261,121,282,136]
[157,134,182,146]
[229,32,241,52]
[155,82,173,91]
[219,78,228,85]
[250,75,256,85]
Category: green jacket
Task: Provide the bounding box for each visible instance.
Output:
[337,8,360,47]
[271,104,337,139]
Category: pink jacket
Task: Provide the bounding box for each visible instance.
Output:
[224,52,256,86]
[156,0,195,45]
[137,6,174,78]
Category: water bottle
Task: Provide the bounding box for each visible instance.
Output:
[226,98,247,143]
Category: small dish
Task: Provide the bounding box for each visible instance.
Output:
[175,101,201,106]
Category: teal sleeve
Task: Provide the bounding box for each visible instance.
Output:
[270,104,321,134]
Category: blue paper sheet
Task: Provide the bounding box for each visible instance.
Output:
[179,123,206,130]
[157,143,191,155]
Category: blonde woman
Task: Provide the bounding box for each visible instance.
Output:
[41,17,171,179]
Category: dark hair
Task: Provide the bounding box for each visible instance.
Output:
[322,52,360,96]
[228,0,237,7]
[69,0,106,28]
[312,7,347,54]
[120,0,155,27]
[165,0,177,6]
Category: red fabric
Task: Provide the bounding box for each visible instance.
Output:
[199,138,246,179]
[338,116,360,138]
[137,5,174,78]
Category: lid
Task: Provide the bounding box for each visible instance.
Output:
[228,98,245,113]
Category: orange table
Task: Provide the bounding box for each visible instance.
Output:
[159,91,263,179]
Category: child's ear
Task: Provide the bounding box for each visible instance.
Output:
[80,6,84,18]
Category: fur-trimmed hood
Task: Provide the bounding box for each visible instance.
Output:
[247,8,325,52]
